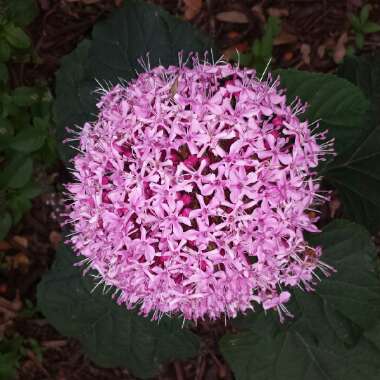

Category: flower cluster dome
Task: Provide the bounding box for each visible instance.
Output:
[66,56,334,321]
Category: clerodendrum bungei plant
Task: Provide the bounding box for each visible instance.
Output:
[66,58,335,322]
[37,1,380,379]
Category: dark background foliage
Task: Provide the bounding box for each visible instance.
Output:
[1,1,380,379]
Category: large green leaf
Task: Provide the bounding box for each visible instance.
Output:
[0,212,12,240]
[277,66,380,231]
[37,243,200,379]
[6,0,39,27]
[328,53,380,232]
[220,220,380,380]
[55,0,212,163]
[337,53,380,111]
[10,126,46,153]
[277,69,369,155]
[0,154,33,189]
[55,39,95,162]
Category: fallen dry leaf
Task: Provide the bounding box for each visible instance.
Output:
[12,235,28,249]
[317,44,326,58]
[0,284,7,294]
[216,11,249,24]
[226,31,241,40]
[0,291,22,312]
[64,0,101,4]
[184,0,202,21]
[0,241,11,251]
[267,7,289,18]
[9,252,30,271]
[329,197,342,218]
[333,32,348,64]
[274,31,298,46]
[38,0,51,10]
[283,51,294,62]
[223,42,249,60]
[300,43,311,65]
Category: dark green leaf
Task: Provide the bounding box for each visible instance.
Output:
[0,40,11,62]
[14,182,42,199]
[54,39,94,163]
[10,126,46,153]
[0,212,12,239]
[1,94,19,118]
[55,0,213,163]
[260,16,280,59]
[350,15,362,32]
[307,220,380,329]
[220,220,380,380]
[277,69,369,155]
[355,33,365,49]
[364,322,380,349]
[12,86,39,107]
[331,53,380,231]
[8,196,32,224]
[0,155,33,189]
[359,4,370,24]
[0,337,23,380]
[0,62,8,84]
[6,0,39,27]
[362,21,380,34]
[338,53,380,110]
[37,243,200,379]
[4,23,31,49]
[221,327,380,380]
[89,0,212,83]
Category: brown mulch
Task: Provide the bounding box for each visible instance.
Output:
[1,1,380,379]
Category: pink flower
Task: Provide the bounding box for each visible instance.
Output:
[66,55,334,322]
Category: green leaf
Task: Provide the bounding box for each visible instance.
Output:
[332,53,380,231]
[55,0,213,163]
[4,23,31,50]
[276,69,369,155]
[54,40,94,163]
[0,337,23,380]
[362,21,380,34]
[8,195,32,224]
[338,53,380,110]
[350,15,362,32]
[0,155,33,189]
[220,220,380,380]
[0,62,8,84]
[0,40,11,62]
[0,212,12,240]
[355,33,365,49]
[260,16,280,59]
[14,182,42,199]
[37,243,200,379]
[10,126,46,153]
[6,0,39,27]
[359,4,371,24]
[307,220,380,329]
[12,86,38,107]
[14,182,42,200]
[1,94,19,118]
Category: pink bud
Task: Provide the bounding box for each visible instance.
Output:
[180,207,191,217]
[272,116,283,127]
[184,155,199,168]
[180,194,192,206]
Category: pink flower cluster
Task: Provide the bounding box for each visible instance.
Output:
[66,56,334,322]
